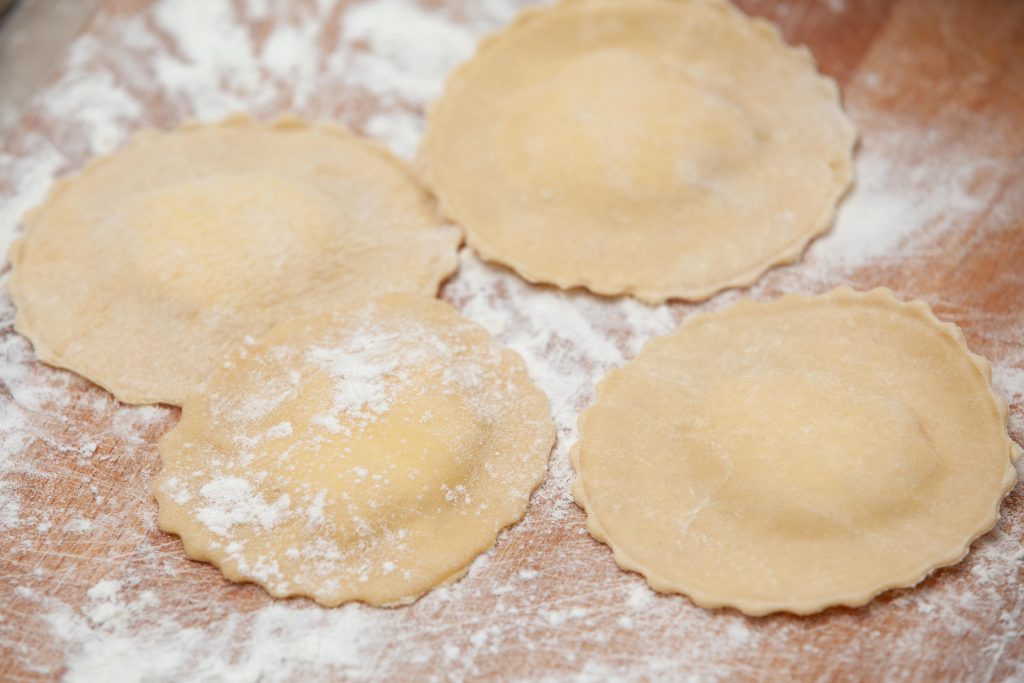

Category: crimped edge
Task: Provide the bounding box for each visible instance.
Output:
[6,113,463,406]
[417,0,858,304]
[152,294,557,608]
[570,286,1021,616]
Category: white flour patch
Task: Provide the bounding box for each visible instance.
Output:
[196,477,291,536]
[0,139,67,252]
[42,585,374,683]
[363,108,424,160]
[0,481,20,530]
[305,342,401,428]
[41,69,143,155]
[818,125,1001,269]
[331,0,534,157]
[149,2,270,120]
[335,0,478,105]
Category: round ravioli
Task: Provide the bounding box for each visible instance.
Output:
[571,288,1020,615]
[419,0,856,302]
[155,295,554,607]
[7,116,461,405]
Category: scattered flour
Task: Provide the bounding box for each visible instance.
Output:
[336,0,478,104]
[196,477,291,536]
[305,342,401,428]
[0,0,1020,681]
[820,126,1001,268]
[45,586,372,683]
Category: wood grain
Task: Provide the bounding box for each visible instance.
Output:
[0,0,1021,681]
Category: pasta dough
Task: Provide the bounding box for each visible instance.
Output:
[155,295,555,607]
[7,115,461,405]
[571,288,1020,615]
[419,0,856,303]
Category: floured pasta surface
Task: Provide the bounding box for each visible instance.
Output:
[571,288,1020,615]
[419,0,856,302]
[7,115,461,406]
[155,295,555,607]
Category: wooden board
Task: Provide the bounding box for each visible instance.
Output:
[1,0,1022,680]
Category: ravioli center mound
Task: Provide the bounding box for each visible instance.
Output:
[500,48,756,205]
[123,173,334,304]
[696,372,940,530]
[234,335,488,547]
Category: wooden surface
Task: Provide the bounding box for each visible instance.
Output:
[1,0,1022,681]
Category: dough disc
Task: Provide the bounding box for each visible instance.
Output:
[155,295,554,607]
[7,116,461,405]
[419,0,856,302]
[571,288,1020,615]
